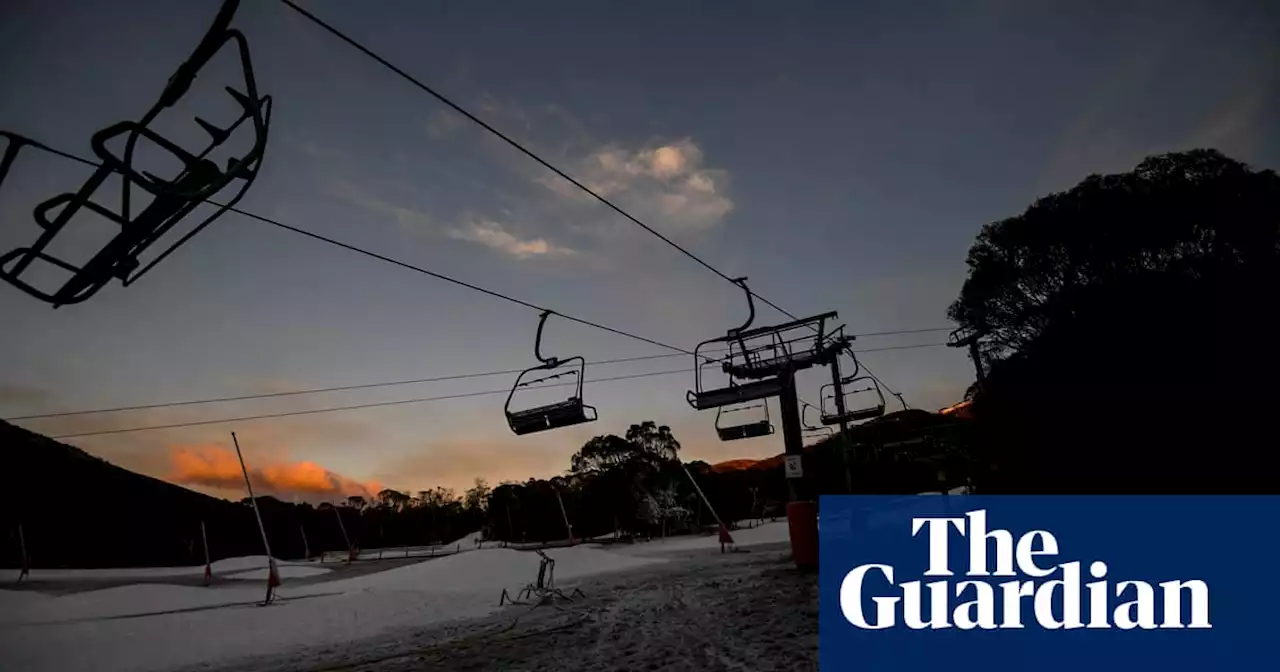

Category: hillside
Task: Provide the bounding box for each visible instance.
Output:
[2,419,258,568]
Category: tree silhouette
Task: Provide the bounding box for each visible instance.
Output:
[376,489,410,511]
[948,149,1280,360]
[463,479,491,513]
[949,149,1280,493]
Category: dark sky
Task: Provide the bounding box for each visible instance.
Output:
[1,0,1276,499]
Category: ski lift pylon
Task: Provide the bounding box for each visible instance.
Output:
[505,311,598,435]
[715,401,774,442]
[0,0,270,307]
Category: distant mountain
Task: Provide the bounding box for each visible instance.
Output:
[709,458,770,473]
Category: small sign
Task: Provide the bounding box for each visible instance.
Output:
[785,455,803,479]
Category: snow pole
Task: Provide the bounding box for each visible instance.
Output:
[17,523,30,583]
[553,488,575,545]
[232,432,279,605]
[201,520,212,586]
[300,525,310,561]
[681,464,733,551]
[333,506,353,562]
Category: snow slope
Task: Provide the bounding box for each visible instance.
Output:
[601,520,792,556]
[0,544,662,672]
[0,555,316,583]
[223,564,331,580]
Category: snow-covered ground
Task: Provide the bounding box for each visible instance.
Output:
[204,543,814,672]
[0,497,966,672]
[318,529,487,562]
[599,520,792,556]
[0,555,319,584]
[223,564,331,581]
[0,542,663,672]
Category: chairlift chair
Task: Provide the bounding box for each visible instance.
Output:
[505,311,598,435]
[948,325,981,348]
[801,401,834,439]
[720,315,841,381]
[687,277,841,410]
[820,376,887,425]
[0,0,270,307]
[688,277,786,410]
[715,401,774,442]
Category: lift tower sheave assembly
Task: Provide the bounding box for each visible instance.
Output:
[686,278,845,568]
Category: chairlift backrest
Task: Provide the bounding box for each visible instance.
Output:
[819,375,887,426]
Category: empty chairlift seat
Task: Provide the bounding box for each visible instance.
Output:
[508,395,598,436]
[505,311,599,436]
[688,377,785,410]
[715,402,775,442]
[820,376,887,426]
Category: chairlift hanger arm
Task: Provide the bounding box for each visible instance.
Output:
[534,310,558,366]
[726,277,755,337]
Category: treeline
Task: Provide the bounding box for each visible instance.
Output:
[3,414,973,568]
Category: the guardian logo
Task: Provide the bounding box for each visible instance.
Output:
[840,509,1211,630]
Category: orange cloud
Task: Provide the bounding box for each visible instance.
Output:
[169,444,380,501]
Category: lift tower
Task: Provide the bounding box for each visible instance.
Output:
[687,278,847,568]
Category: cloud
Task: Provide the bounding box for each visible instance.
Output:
[324,178,435,236]
[446,218,576,259]
[168,443,380,502]
[323,172,579,260]
[538,137,733,234]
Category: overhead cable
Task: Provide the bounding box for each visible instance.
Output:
[273,0,929,403]
[11,342,948,421]
[47,367,691,439]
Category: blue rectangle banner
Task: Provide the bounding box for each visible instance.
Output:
[818,495,1280,670]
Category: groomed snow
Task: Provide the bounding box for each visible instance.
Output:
[223,564,331,580]
[344,529,488,560]
[600,520,792,556]
[0,555,314,584]
[0,543,663,672]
